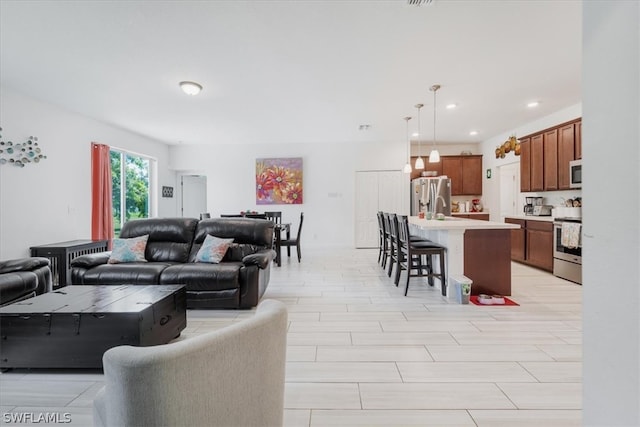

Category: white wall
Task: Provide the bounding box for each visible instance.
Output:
[480,103,583,221]
[583,2,640,425]
[169,139,407,248]
[0,89,177,259]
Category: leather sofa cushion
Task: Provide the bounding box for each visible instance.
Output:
[190,218,273,262]
[77,263,171,285]
[161,263,241,292]
[120,218,198,263]
[0,271,38,305]
[0,257,50,274]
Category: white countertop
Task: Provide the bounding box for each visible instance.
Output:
[451,212,489,215]
[504,215,556,223]
[409,216,519,230]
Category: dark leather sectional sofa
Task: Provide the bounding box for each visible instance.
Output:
[71,217,276,309]
[0,257,53,306]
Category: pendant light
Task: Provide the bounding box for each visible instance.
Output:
[414,103,425,170]
[429,84,441,163]
[402,116,413,173]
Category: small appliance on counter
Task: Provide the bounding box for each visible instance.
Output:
[471,198,483,212]
[524,197,543,215]
[532,205,553,216]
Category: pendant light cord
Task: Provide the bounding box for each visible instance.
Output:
[433,88,436,144]
[430,84,440,150]
[414,103,425,169]
[405,117,411,159]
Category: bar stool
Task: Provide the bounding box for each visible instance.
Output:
[386,213,399,278]
[397,215,447,296]
[381,212,393,270]
[376,211,386,266]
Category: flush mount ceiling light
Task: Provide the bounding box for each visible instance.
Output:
[428,84,441,163]
[446,103,457,109]
[469,130,479,136]
[527,101,539,108]
[179,81,203,95]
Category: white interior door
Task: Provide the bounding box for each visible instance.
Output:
[354,170,408,248]
[181,175,207,218]
[499,163,520,219]
[355,171,379,248]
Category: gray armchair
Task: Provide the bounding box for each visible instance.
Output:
[93,299,288,427]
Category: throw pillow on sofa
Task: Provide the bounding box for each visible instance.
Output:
[109,235,149,264]
[195,235,234,264]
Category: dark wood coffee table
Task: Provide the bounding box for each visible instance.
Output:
[0,285,186,369]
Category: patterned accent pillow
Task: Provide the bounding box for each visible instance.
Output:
[195,234,234,264]
[108,235,149,264]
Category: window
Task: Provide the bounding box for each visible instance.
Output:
[110,149,151,235]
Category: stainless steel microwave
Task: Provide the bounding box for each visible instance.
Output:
[569,159,582,188]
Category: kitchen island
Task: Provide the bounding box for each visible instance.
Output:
[409,216,520,297]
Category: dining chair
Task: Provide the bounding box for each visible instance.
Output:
[381,213,393,270]
[264,211,282,225]
[280,212,304,262]
[376,211,386,266]
[386,213,399,278]
[397,215,447,296]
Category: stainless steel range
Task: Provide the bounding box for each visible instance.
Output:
[553,217,582,284]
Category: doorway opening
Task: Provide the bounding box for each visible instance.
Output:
[180,175,207,218]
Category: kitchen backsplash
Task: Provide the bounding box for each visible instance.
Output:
[519,189,582,209]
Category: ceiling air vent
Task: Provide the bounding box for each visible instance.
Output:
[408,0,434,5]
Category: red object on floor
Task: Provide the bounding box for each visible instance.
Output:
[470,296,519,306]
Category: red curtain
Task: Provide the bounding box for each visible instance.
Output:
[91,143,114,248]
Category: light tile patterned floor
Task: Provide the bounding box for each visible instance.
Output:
[0,248,582,426]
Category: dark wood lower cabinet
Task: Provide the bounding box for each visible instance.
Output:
[464,229,511,296]
[505,218,526,261]
[505,218,553,272]
[526,229,554,271]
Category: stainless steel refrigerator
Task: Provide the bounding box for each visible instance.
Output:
[410,177,452,216]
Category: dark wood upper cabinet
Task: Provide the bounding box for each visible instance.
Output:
[543,129,558,191]
[409,156,442,181]
[530,134,544,191]
[519,118,581,193]
[442,157,463,195]
[411,155,482,196]
[462,156,483,195]
[575,121,582,159]
[519,137,531,192]
[558,124,576,190]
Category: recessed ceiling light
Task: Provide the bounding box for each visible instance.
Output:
[412,132,419,137]
[527,101,539,108]
[179,81,203,95]
[446,103,457,109]
[469,131,478,136]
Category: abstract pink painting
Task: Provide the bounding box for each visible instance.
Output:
[256,157,303,205]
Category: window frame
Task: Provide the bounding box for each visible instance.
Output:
[110,147,156,235]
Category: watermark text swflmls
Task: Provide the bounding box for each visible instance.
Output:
[2,412,72,424]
